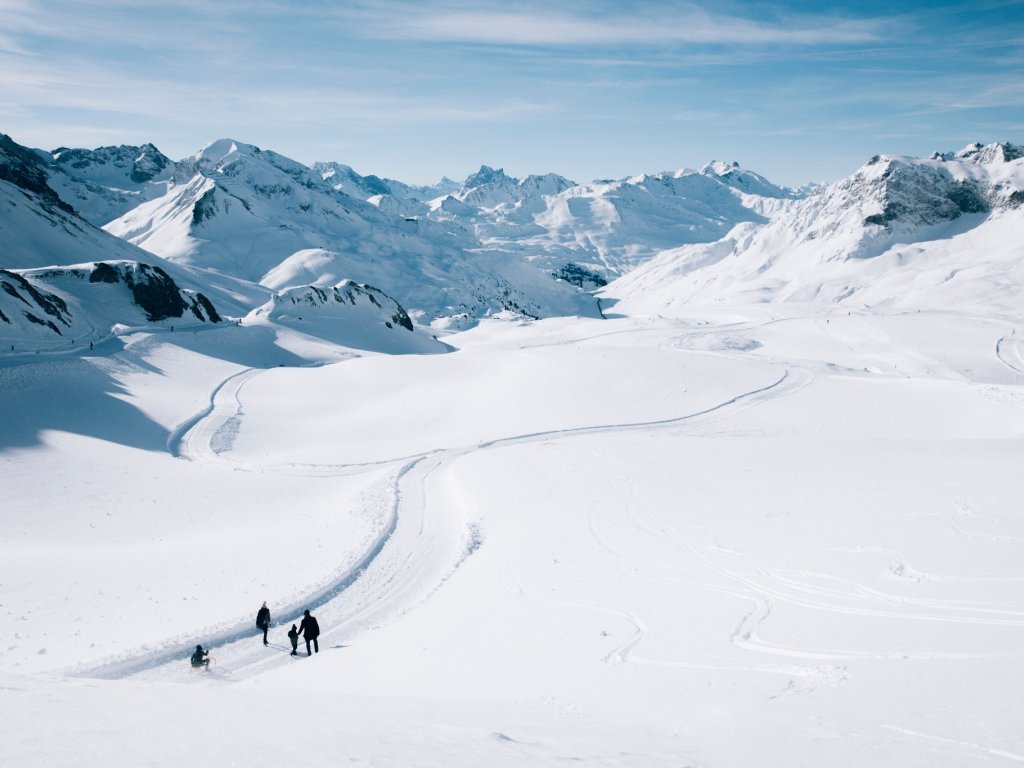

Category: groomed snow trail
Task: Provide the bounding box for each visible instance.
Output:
[76,349,807,683]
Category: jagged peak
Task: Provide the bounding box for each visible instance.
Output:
[463,165,517,189]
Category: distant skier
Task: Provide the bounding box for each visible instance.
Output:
[256,602,271,646]
[191,644,210,669]
[287,624,299,656]
[298,609,320,656]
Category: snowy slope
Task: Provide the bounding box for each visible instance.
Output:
[0,133,266,320]
[4,306,1024,766]
[106,140,599,324]
[428,161,797,281]
[313,160,458,203]
[606,142,1024,314]
[247,280,446,354]
[0,261,220,352]
[44,142,176,226]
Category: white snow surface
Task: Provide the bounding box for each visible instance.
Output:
[4,135,1024,766]
[606,144,1024,313]
[102,140,599,324]
[4,300,1024,766]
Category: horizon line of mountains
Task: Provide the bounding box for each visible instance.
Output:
[1,131,1022,355]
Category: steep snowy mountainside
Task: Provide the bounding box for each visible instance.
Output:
[0,133,264,318]
[260,246,594,329]
[313,161,458,203]
[1,133,158,269]
[605,142,1024,314]
[452,165,576,209]
[106,140,599,325]
[412,160,797,285]
[0,261,220,352]
[44,143,175,226]
[248,279,445,354]
[0,133,76,219]
[106,138,467,280]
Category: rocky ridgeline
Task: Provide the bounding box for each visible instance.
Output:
[0,261,221,351]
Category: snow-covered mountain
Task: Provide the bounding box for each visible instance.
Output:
[313,161,458,204]
[103,139,599,325]
[0,134,261,329]
[423,161,797,280]
[605,142,1024,314]
[1,134,169,271]
[0,261,220,351]
[44,143,176,226]
[7,129,1024,344]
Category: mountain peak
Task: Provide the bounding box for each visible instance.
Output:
[463,165,515,189]
[194,138,260,164]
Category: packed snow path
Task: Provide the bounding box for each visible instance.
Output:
[79,338,807,682]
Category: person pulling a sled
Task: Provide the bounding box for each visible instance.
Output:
[256,601,271,646]
[191,644,210,669]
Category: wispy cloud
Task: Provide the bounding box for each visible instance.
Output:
[334,0,890,47]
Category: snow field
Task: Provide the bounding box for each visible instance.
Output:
[2,308,1024,765]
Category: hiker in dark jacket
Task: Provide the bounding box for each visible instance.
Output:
[256,602,271,646]
[287,624,299,656]
[298,609,320,656]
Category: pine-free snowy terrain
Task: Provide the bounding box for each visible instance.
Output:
[3,302,1024,766]
[3,133,1024,765]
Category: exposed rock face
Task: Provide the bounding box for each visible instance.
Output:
[1,261,222,351]
[268,281,413,331]
[604,141,1024,314]
[84,262,222,322]
[51,143,172,184]
[552,263,608,289]
[0,133,76,216]
[0,269,71,334]
[859,160,989,229]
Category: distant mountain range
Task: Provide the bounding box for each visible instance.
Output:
[606,142,1024,315]
[1,131,1022,353]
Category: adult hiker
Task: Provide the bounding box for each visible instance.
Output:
[298,609,320,656]
[256,601,271,646]
[191,644,210,669]
[287,624,299,656]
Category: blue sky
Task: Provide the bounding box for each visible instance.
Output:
[0,0,1021,186]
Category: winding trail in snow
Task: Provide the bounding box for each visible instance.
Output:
[995,328,1024,379]
[76,348,806,682]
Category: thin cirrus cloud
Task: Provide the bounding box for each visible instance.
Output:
[335,1,890,47]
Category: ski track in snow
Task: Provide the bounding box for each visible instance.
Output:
[74,309,1024,685]
[995,328,1024,379]
[880,724,1024,763]
[74,341,807,683]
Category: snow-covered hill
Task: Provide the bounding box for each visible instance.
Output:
[105,140,599,325]
[6,131,1024,768]
[248,279,445,354]
[7,129,1024,341]
[606,142,1024,314]
[0,261,220,352]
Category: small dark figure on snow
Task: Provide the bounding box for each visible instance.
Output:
[298,609,320,656]
[287,624,299,656]
[191,644,210,669]
[256,601,271,646]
